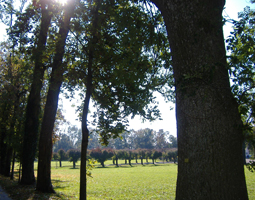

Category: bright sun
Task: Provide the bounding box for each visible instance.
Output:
[56,0,67,5]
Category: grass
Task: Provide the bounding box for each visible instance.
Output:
[0,160,255,199]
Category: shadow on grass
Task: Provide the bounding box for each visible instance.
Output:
[0,175,71,200]
[51,179,70,189]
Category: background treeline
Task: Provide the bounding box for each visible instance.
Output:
[52,127,178,168]
[53,127,177,152]
[53,147,178,168]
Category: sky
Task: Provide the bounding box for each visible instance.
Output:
[1,0,254,137]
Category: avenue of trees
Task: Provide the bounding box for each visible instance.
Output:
[52,147,178,168]
[53,128,177,152]
[0,0,254,199]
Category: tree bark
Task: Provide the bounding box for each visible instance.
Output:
[151,0,248,199]
[36,1,75,193]
[21,1,53,185]
[80,2,101,199]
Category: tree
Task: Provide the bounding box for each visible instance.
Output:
[168,135,177,148]
[89,148,114,167]
[227,6,255,129]
[154,129,168,149]
[67,149,81,168]
[0,1,32,179]
[151,0,248,199]
[58,149,67,167]
[36,0,76,192]
[133,129,155,149]
[137,149,146,165]
[151,150,162,164]
[53,134,74,152]
[72,1,171,199]
[166,149,178,163]
[227,4,255,166]
[19,1,55,185]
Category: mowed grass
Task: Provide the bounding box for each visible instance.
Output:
[0,160,255,199]
[51,160,177,199]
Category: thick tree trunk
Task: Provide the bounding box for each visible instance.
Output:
[36,1,75,193]
[151,0,248,199]
[21,1,53,185]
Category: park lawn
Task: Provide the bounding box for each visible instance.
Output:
[51,160,177,199]
[0,160,254,199]
[50,160,255,200]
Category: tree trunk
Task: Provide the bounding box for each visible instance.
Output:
[10,151,15,180]
[59,160,62,167]
[4,147,12,177]
[151,0,248,199]
[80,2,101,199]
[36,1,75,193]
[21,1,53,185]
[116,156,118,167]
[73,161,76,169]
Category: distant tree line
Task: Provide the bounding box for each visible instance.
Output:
[53,147,178,168]
[53,127,177,153]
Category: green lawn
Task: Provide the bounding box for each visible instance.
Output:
[51,160,177,199]
[1,160,254,200]
[50,160,255,200]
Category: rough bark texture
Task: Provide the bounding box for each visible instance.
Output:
[21,1,53,185]
[36,1,75,193]
[151,0,248,199]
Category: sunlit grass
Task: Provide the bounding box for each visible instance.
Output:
[0,160,254,200]
[51,160,177,199]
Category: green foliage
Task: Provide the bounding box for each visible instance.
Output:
[227,5,255,128]
[133,128,155,149]
[58,149,67,161]
[151,150,162,164]
[67,149,81,168]
[52,152,59,161]
[169,134,178,148]
[63,0,172,145]
[246,160,255,172]
[54,134,74,152]
[89,148,114,167]
[166,149,178,163]
[86,158,96,178]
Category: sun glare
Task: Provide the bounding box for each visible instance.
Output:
[56,0,67,5]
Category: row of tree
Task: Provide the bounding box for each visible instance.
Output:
[53,148,178,168]
[53,128,177,152]
[0,0,172,197]
[0,0,254,199]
